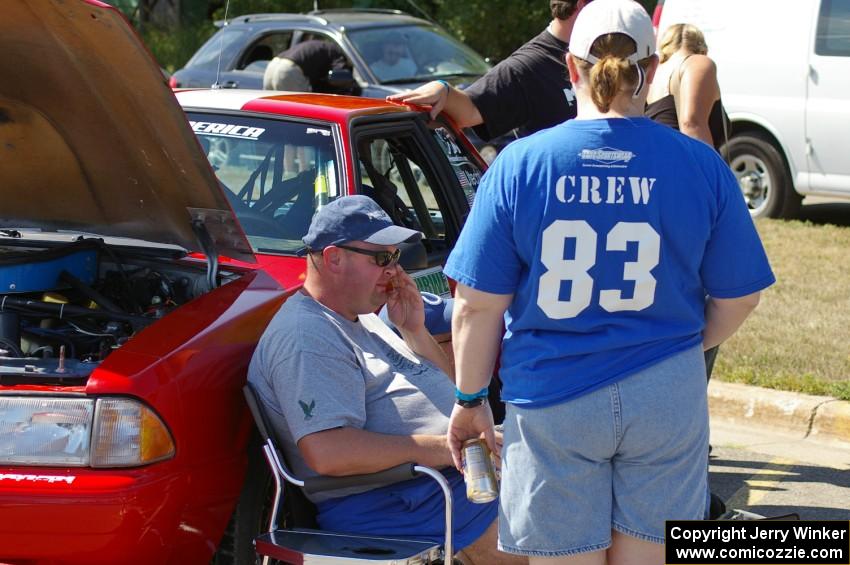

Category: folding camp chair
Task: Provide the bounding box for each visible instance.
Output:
[242,383,454,565]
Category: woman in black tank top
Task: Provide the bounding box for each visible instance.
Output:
[646,23,728,153]
[647,24,728,382]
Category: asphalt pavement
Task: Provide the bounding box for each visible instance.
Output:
[709,421,850,520]
[705,196,850,520]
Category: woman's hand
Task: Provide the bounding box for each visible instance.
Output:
[385,267,425,334]
[447,402,495,471]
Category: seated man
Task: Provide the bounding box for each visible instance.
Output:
[369,33,417,82]
[248,196,523,565]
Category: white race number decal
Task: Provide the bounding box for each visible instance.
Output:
[537,221,660,319]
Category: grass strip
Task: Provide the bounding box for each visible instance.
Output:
[714,217,850,400]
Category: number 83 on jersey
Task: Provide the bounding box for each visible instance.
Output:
[537,220,661,320]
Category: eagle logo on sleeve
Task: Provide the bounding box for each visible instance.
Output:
[299,399,316,420]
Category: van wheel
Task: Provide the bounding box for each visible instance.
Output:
[726,134,801,219]
[213,434,276,565]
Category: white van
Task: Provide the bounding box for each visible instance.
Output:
[654,0,850,218]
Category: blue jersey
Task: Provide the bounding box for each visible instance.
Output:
[444,118,774,407]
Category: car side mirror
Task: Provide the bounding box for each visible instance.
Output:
[398,239,428,271]
[327,68,355,89]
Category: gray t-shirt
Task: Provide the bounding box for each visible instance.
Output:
[247,291,455,502]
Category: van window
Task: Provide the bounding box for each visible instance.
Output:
[816,0,850,56]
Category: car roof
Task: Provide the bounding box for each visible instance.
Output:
[174,89,418,122]
[218,9,429,32]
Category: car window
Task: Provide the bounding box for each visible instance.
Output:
[187,112,341,255]
[186,29,250,70]
[297,31,334,44]
[347,25,490,84]
[429,124,483,210]
[236,32,293,70]
[816,0,850,56]
[356,134,450,252]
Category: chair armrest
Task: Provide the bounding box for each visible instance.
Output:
[302,462,419,495]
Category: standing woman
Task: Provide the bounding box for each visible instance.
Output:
[443,1,774,564]
[646,23,727,151]
[647,23,729,382]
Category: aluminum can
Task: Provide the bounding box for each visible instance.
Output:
[461,439,498,503]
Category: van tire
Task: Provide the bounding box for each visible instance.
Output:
[726,133,801,219]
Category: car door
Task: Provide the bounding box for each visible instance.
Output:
[349,114,485,277]
[426,117,486,217]
[805,0,850,196]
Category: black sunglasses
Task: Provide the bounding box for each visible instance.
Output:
[336,244,401,267]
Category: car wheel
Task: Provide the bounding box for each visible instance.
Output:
[213,434,275,565]
[726,133,801,219]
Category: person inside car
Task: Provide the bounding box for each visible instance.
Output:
[263,39,354,93]
[247,196,525,565]
[369,32,417,82]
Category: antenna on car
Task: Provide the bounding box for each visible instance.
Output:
[211,0,232,89]
[403,0,437,24]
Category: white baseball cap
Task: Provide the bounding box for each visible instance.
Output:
[569,0,656,65]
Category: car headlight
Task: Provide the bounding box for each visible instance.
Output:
[0,396,174,468]
[0,397,94,466]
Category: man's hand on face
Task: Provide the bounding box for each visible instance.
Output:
[385,267,426,334]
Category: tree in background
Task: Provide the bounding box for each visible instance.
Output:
[434,0,549,62]
[205,0,656,63]
[113,0,657,71]
[438,0,657,62]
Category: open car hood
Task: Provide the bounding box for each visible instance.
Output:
[0,0,254,262]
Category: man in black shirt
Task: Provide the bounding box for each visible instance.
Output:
[387,0,590,141]
[264,40,353,94]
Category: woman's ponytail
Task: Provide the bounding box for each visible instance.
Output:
[574,33,654,112]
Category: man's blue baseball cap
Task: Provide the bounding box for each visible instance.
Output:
[302,195,421,252]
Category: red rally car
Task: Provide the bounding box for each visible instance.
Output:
[0,1,487,564]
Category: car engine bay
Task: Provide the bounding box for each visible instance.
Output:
[0,238,222,384]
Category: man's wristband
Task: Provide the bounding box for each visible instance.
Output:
[455,386,489,402]
[456,396,486,408]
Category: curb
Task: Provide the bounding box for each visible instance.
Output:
[708,381,850,444]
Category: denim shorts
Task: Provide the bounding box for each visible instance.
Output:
[498,345,709,557]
